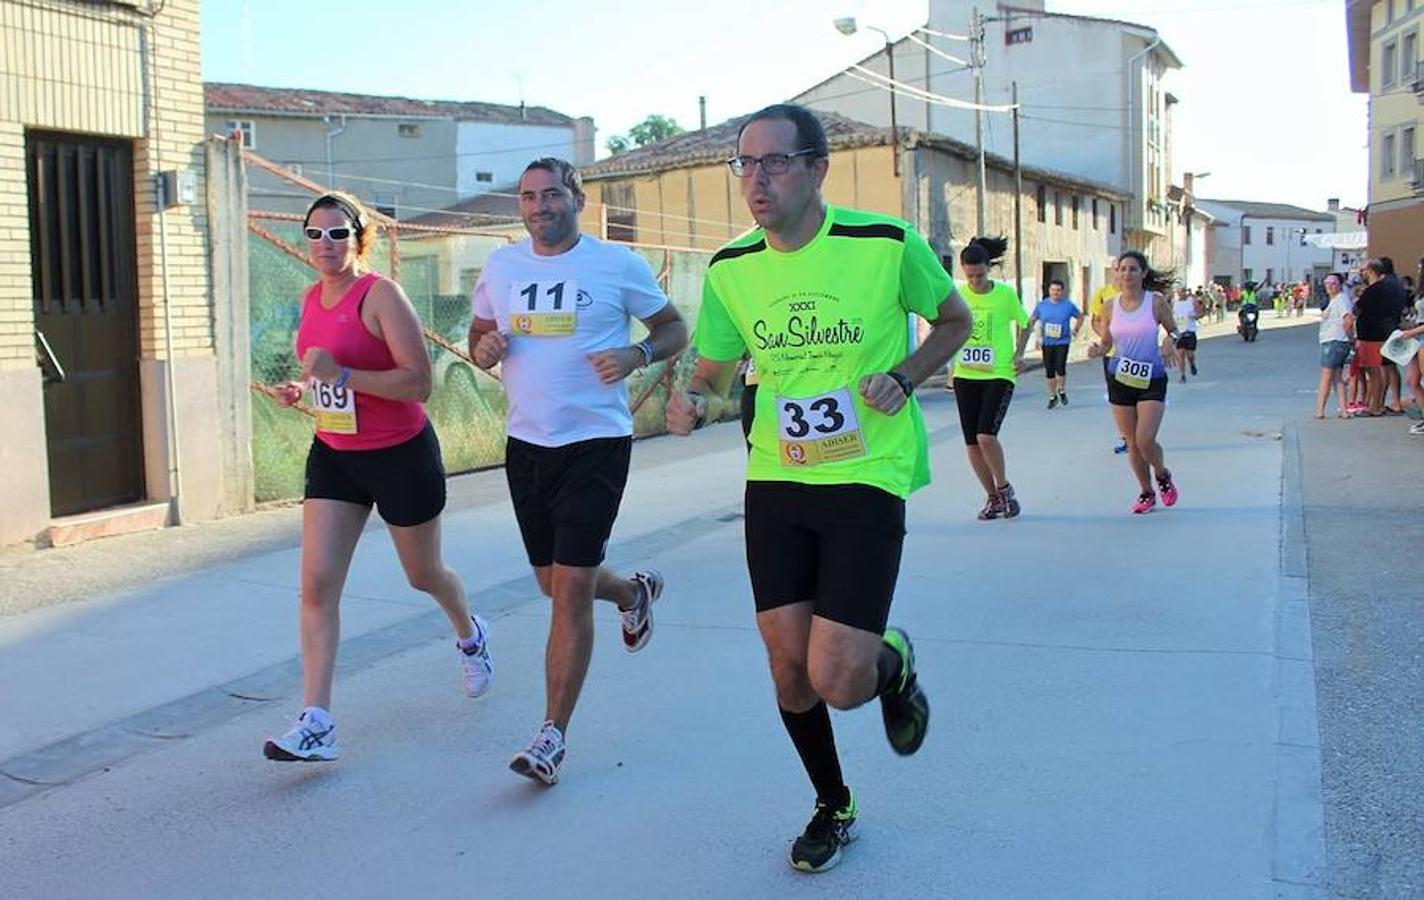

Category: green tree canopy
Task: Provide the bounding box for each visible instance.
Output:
[606,114,684,155]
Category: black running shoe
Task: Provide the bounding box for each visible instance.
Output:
[789,792,858,873]
[1047,395,1058,409]
[879,627,930,755]
[1058,391,1068,406]
[1189,360,1197,376]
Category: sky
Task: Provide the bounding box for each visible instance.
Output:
[200,0,1366,211]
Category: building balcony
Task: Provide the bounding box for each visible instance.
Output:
[1415,60,1424,99]
[1413,159,1424,196]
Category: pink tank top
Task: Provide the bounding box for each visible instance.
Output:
[295,272,426,451]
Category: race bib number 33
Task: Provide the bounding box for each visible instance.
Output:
[1114,357,1153,390]
[311,382,357,434]
[508,280,578,337]
[776,388,867,467]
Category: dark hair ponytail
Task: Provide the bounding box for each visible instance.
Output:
[960,236,1009,267]
[1117,250,1175,294]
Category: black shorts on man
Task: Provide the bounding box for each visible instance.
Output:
[1175,333,1198,351]
[304,419,446,527]
[1041,344,1069,379]
[505,435,632,568]
[744,480,905,635]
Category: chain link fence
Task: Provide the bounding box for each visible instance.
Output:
[246,162,714,502]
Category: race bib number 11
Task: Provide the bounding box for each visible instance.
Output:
[509,280,578,337]
[776,388,867,467]
[311,382,357,435]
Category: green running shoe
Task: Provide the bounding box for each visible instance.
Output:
[789,791,858,873]
[880,627,930,755]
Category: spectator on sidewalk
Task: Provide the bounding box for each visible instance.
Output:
[1315,273,1354,419]
[1354,259,1406,416]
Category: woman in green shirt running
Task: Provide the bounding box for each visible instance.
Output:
[952,237,1030,520]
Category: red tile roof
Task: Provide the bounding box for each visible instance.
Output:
[204,82,577,127]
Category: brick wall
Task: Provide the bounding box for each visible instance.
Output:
[0,0,212,371]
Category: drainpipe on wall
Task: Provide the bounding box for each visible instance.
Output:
[1125,34,1161,239]
[156,182,184,525]
[324,115,347,188]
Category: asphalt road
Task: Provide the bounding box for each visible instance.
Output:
[0,315,1414,898]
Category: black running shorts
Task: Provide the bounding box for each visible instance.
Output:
[1042,344,1070,379]
[1105,372,1169,406]
[304,419,446,527]
[505,435,631,568]
[953,377,1015,444]
[1175,332,1198,351]
[744,480,905,635]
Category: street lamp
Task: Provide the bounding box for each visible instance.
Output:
[835,16,899,177]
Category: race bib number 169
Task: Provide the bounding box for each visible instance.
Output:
[776,388,867,467]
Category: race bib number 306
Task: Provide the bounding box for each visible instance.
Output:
[311,382,357,435]
[1114,357,1153,390]
[508,280,578,337]
[776,388,867,467]
[960,346,995,369]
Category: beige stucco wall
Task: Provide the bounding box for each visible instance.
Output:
[0,0,219,544]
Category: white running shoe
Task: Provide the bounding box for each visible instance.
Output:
[458,614,493,698]
[620,569,664,653]
[263,708,338,762]
[1409,420,1424,435]
[509,721,565,786]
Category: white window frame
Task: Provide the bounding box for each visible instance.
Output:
[225,119,256,150]
[1383,130,1399,179]
[1384,40,1399,89]
[1403,126,1417,178]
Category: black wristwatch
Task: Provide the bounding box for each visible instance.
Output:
[887,370,914,398]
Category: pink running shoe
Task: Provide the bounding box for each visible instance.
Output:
[1131,492,1157,515]
[1156,472,1179,507]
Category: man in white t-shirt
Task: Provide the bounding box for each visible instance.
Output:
[1170,287,1204,381]
[469,157,687,785]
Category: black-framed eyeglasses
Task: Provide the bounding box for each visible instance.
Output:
[726,149,818,177]
[304,226,354,241]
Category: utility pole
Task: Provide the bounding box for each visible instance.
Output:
[1012,81,1023,300]
[972,6,988,235]
[698,95,707,131]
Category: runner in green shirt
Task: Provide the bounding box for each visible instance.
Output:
[664,104,971,875]
[952,237,1030,520]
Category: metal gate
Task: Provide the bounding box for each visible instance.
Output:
[27,131,144,517]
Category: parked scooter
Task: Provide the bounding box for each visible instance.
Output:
[1238,302,1260,342]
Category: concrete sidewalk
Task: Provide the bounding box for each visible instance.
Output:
[0,329,1326,899]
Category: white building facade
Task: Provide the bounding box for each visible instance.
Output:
[1197,200,1336,287]
[796,0,1181,255]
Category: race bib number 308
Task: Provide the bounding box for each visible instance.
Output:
[1114,357,1153,390]
[776,388,867,467]
[508,280,578,337]
[311,382,357,434]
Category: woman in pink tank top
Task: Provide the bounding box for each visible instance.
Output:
[1088,251,1184,515]
[262,192,493,763]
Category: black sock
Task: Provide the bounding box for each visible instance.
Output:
[779,702,849,809]
[874,642,905,696]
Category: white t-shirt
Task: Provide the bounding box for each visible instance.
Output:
[1172,298,1198,333]
[472,235,670,446]
[1319,292,1353,343]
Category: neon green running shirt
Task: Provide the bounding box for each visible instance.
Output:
[695,206,952,498]
[952,280,1029,383]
